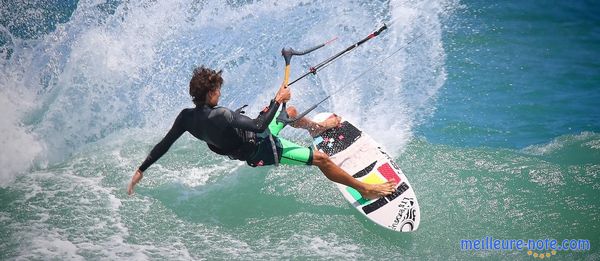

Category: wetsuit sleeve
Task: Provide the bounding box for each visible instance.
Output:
[138,110,187,172]
[213,99,280,132]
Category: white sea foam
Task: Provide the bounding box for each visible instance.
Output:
[0,80,44,187]
[24,232,83,260]
[274,233,362,259]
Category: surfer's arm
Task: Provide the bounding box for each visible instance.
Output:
[128,111,186,195]
[138,110,187,172]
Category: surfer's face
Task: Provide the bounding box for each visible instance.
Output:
[206,87,221,107]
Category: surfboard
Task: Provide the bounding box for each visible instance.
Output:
[312,112,421,232]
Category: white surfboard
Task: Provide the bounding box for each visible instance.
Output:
[312,112,421,232]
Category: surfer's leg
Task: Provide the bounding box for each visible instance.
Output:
[311,150,396,200]
[277,137,313,165]
[286,106,341,136]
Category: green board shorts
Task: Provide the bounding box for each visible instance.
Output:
[246,111,313,166]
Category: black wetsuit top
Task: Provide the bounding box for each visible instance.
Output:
[138,100,280,172]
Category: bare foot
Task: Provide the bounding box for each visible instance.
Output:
[309,115,342,136]
[358,181,396,200]
[321,114,341,129]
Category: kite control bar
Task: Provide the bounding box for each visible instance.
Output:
[276,23,389,125]
[277,38,337,125]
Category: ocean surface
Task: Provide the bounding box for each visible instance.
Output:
[1,0,598,260]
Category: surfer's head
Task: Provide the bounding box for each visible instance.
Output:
[189,66,223,107]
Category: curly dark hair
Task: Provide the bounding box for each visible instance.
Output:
[189,66,223,106]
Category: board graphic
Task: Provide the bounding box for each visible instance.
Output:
[312,113,421,232]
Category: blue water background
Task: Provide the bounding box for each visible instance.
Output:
[420,1,600,148]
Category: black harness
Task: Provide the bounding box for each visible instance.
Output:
[208,104,280,166]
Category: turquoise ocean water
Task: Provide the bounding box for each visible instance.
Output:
[1,0,598,259]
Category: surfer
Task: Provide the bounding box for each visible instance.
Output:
[127,66,396,199]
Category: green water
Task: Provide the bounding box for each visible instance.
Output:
[1,132,598,259]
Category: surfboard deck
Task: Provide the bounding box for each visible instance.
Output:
[312,112,421,232]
